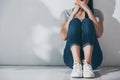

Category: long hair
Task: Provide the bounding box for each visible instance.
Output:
[85,0,94,18]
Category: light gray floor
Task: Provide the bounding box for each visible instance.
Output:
[0,66,120,80]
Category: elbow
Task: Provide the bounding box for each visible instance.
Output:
[97,32,103,38]
[97,34,102,38]
[97,26,104,38]
[60,33,67,41]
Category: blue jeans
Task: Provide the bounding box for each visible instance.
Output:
[68,18,96,49]
[64,18,103,70]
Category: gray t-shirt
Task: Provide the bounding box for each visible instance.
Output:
[60,8,104,22]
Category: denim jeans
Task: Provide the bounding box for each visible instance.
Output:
[64,18,103,70]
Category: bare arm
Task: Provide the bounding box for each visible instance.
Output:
[86,9,104,38]
[96,18,104,38]
[60,5,80,41]
[79,2,104,38]
[60,13,75,41]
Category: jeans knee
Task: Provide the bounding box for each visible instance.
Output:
[82,18,93,24]
[71,18,81,23]
[82,18,95,34]
[69,18,81,28]
[68,18,82,35]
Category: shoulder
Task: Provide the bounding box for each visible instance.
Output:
[61,9,72,16]
[61,8,72,21]
[93,9,104,19]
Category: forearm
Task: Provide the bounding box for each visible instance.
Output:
[60,13,76,40]
[86,9,101,36]
[65,13,76,31]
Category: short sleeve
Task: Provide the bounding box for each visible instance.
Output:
[60,10,68,22]
[94,9,104,19]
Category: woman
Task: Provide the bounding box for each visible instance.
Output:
[60,0,104,78]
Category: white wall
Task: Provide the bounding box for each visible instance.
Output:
[94,0,120,66]
[0,0,120,66]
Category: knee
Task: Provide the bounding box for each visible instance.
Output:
[69,18,81,29]
[82,18,93,24]
[70,18,81,23]
[82,18,95,34]
[68,18,82,34]
[82,18,94,28]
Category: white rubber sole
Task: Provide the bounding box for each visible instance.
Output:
[71,73,82,78]
[83,74,95,78]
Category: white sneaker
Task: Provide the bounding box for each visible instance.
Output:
[83,60,95,78]
[71,62,82,78]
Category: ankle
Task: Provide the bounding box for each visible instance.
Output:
[74,61,82,65]
[87,61,91,64]
[84,59,91,65]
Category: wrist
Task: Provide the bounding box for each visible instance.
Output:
[71,12,77,16]
[86,7,91,13]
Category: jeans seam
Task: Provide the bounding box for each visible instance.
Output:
[70,43,81,50]
[82,42,94,48]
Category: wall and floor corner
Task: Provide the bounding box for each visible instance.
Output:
[0,0,120,66]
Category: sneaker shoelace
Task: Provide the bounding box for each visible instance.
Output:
[73,63,82,72]
[83,60,93,71]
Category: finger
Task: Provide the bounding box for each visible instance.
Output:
[78,2,84,7]
[75,4,80,8]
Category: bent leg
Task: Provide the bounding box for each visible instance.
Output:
[82,18,96,64]
[68,18,82,64]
